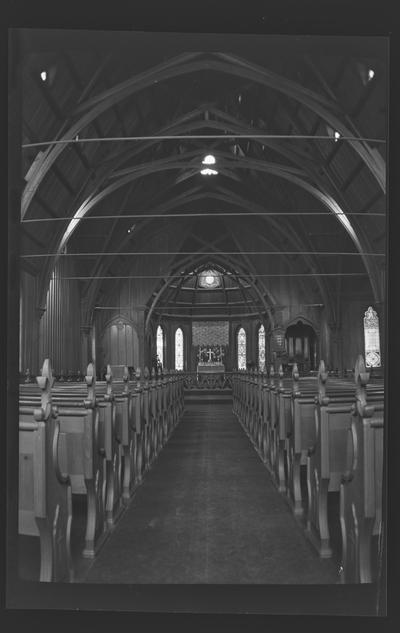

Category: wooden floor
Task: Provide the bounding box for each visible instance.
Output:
[82,401,338,584]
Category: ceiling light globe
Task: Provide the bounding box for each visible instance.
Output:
[202,154,216,165]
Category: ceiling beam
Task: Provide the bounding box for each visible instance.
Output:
[21,52,385,218]
[23,120,77,196]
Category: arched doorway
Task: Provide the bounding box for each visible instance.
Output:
[285,321,317,372]
[100,318,139,378]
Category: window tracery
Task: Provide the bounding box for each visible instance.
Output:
[156,325,164,367]
[175,328,184,371]
[237,327,247,370]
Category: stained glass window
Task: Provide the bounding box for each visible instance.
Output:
[175,328,184,371]
[258,324,265,371]
[198,269,222,288]
[364,306,381,367]
[156,325,164,367]
[237,327,247,370]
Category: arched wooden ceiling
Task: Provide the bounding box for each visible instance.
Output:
[18,29,387,325]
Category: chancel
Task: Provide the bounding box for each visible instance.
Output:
[8,27,387,616]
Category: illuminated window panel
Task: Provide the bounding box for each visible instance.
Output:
[237,327,247,370]
[175,328,184,371]
[156,325,164,367]
[258,324,266,371]
[198,269,222,289]
[364,306,381,367]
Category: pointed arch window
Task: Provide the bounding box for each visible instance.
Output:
[156,325,164,368]
[258,324,266,371]
[364,306,381,367]
[237,327,247,370]
[175,328,184,371]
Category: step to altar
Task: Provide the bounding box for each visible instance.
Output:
[184,388,232,404]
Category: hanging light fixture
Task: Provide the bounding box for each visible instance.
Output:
[200,154,218,175]
[202,154,216,165]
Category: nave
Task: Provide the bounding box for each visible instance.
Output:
[9,28,387,616]
[82,401,337,585]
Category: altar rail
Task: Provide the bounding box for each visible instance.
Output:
[183,371,233,390]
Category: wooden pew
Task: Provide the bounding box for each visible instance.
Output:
[129,368,145,486]
[254,371,265,455]
[117,366,156,502]
[100,366,123,528]
[233,368,272,469]
[161,369,171,441]
[286,364,318,516]
[20,363,109,558]
[340,355,384,583]
[141,367,152,472]
[307,359,384,558]
[116,366,136,504]
[19,359,73,582]
[260,370,271,464]
[19,360,186,578]
[247,369,258,442]
[267,366,279,474]
[273,366,293,493]
[306,360,356,556]
[235,369,259,452]
[149,368,160,461]
[46,365,123,529]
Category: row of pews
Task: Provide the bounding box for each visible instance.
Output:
[18,359,185,582]
[232,354,384,584]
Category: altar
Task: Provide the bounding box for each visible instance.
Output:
[195,342,226,387]
[197,362,225,375]
[196,362,225,388]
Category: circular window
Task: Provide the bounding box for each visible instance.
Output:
[198,269,221,288]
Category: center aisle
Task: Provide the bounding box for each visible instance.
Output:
[83,402,338,584]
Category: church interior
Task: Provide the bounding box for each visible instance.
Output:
[8,28,387,616]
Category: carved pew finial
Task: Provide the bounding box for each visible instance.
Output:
[135,367,142,389]
[269,364,275,386]
[84,362,96,407]
[317,359,328,402]
[105,364,113,399]
[35,358,55,421]
[122,366,130,393]
[292,363,300,394]
[354,355,374,418]
[277,364,284,391]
